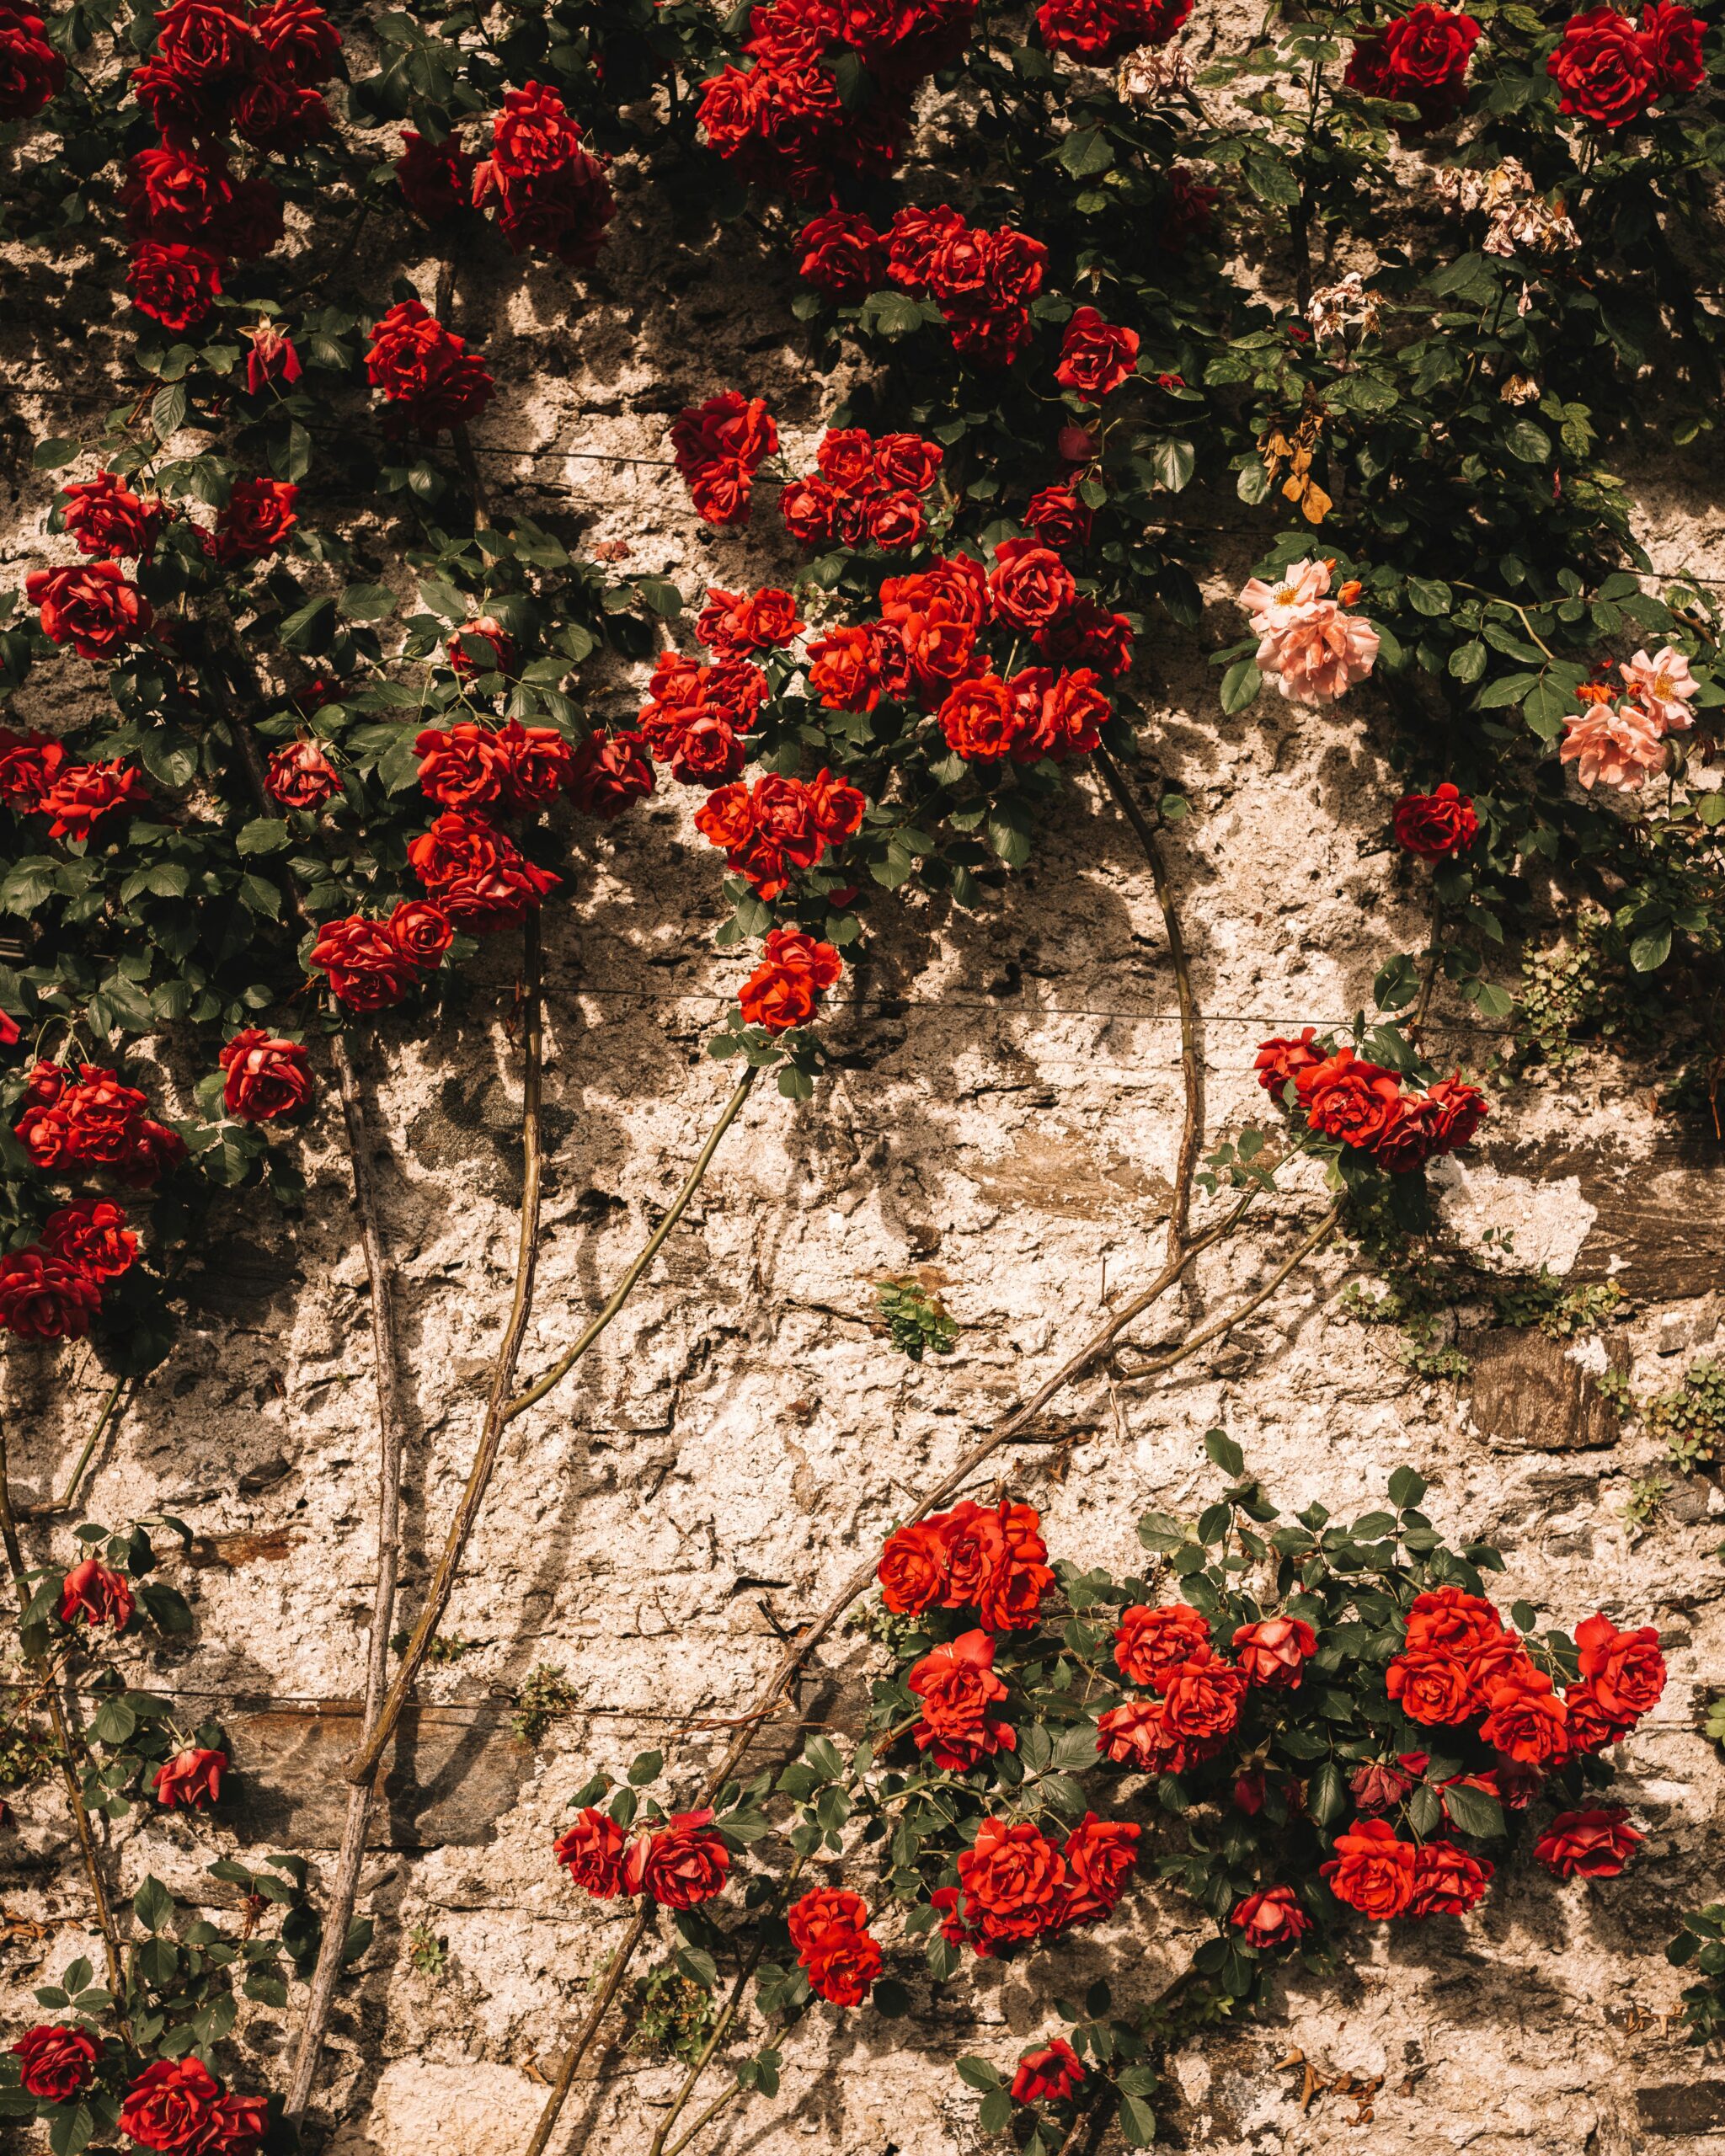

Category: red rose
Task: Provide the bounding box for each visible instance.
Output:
[1533,1805,1642,1878]
[1478,1662,1570,1767]
[1393,782,1478,858]
[1423,1073,1489,1151]
[1056,1812,1140,1926]
[445,616,516,682]
[625,1808,730,1908]
[120,2056,264,2154]
[1231,1884,1313,1950]
[1403,1586,1502,1657]
[1406,1839,1493,1917]
[219,1028,315,1123]
[564,728,655,819]
[230,72,331,151]
[366,300,495,431]
[0,1248,104,1341]
[874,433,943,493]
[879,1518,947,1612]
[264,738,339,812]
[0,4,64,120]
[151,0,263,88]
[1562,1679,1622,1753]
[119,1118,187,1189]
[12,2023,99,2102]
[387,899,453,969]
[957,1816,1066,1940]
[35,761,150,843]
[397,128,475,223]
[0,724,65,808]
[908,1628,1015,1769]
[788,1887,882,2005]
[153,1745,227,1808]
[1159,1646,1247,1745]
[243,318,301,396]
[211,476,297,565]
[1033,595,1134,675]
[1573,1611,1665,1726]
[670,391,777,528]
[493,722,575,809]
[695,586,804,657]
[1095,1696,1183,1774]
[865,489,927,550]
[739,929,842,1033]
[126,240,223,332]
[471,81,615,267]
[1373,1096,1440,1175]
[43,1199,137,1280]
[1547,5,1658,125]
[254,0,341,79]
[122,141,232,243]
[310,915,420,1012]
[416,723,510,812]
[1011,2037,1085,2104]
[407,810,560,931]
[1024,484,1092,551]
[14,1062,143,1166]
[553,1806,630,1897]
[1055,306,1140,399]
[1386,1650,1474,1726]
[57,1556,135,1628]
[1642,0,1705,90]
[61,470,164,562]
[26,564,152,662]
[1296,1047,1403,1147]
[779,476,839,546]
[1253,1027,1324,1098]
[788,1886,870,1959]
[1231,1614,1318,1689]
[1018,666,1109,760]
[1345,4,1482,122]
[886,203,964,291]
[1114,1601,1210,1685]
[938,673,1022,761]
[988,537,1076,631]
[797,210,884,297]
[1320,1818,1417,1919]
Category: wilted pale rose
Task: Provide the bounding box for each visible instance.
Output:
[1306,273,1382,342]
[1559,702,1668,790]
[1619,645,1697,733]
[1117,41,1190,104]
[1499,372,1540,404]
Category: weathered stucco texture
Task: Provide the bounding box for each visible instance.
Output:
[4,59,1725,2156]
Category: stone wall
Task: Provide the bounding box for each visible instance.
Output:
[4,60,1725,2156]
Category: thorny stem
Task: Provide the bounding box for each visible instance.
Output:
[19,1374,130,1520]
[520,1903,655,2156]
[0,1418,134,2039]
[344,917,546,1790]
[1410,892,1445,1045]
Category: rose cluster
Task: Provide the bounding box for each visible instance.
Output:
[777,425,945,553]
[553,1804,731,1907]
[1037,0,1188,60]
[738,927,844,1034]
[1559,643,1697,792]
[693,769,865,901]
[1237,558,1381,705]
[932,1810,1142,1958]
[879,1497,1057,1636]
[309,900,455,1012]
[788,1886,884,2005]
[468,81,613,266]
[670,391,779,526]
[123,0,342,335]
[10,2042,263,2150]
[1547,1,1705,130]
[637,649,766,788]
[365,299,494,435]
[0,0,64,121]
[0,720,150,845]
[696,0,976,204]
[1252,1029,1489,1174]
[1343,3,1482,125]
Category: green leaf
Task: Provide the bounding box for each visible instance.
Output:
[35,437,79,470]
[133,1876,173,1933]
[1448,639,1487,683]
[1057,127,1114,179]
[341,1916,375,1966]
[339,582,397,622]
[1150,440,1195,493]
[1521,676,1573,742]
[1117,2091,1158,2147]
[1629,926,1671,973]
[1441,1779,1505,1839]
[1407,578,1452,617]
[956,2057,1002,2091]
[978,2089,1013,2135]
[1308,1759,1347,1826]
[237,817,290,856]
[1219,659,1261,714]
[1503,418,1551,463]
[628,1749,663,1785]
[152,383,189,440]
[1204,1428,1245,1477]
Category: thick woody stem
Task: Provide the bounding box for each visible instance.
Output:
[342,917,546,1790]
[19,1374,131,1520]
[0,1419,133,2036]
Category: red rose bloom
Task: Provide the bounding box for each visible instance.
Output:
[1232,1614,1318,1689]
[1573,1611,1665,1726]
[1253,1027,1325,1098]
[1055,306,1140,399]
[126,240,223,332]
[26,563,152,662]
[1296,1047,1403,1147]
[254,0,341,81]
[387,899,453,969]
[1533,1805,1642,1878]
[310,914,420,1012]
[1321,1818,1418,1919]
[219,1028,315,1123]
[779,475,839,546]
[1018,667,1109,760]
[407,810,560,931]
[263,738,339,813]
[1478,1663,1570,1767]
[874,433,943,493]
[1407,1839,1493,1917]
[908,1628,1015,1770]
[61,470,164,562]
[120,2056,264,2154]
[1158,1646,1247,1748]
[1394,782,1478,858]
[1387,1650,1475,1725]
[397,128,476,223]
[13,2024,100,2102]
[36,761,151,843]
[1114,1601,1210,1686]
[243,319,302,398]
[1422,1073,1489,1152]
[153,1745,227,1809]
[696,585,804,657]
[57,1556,135,1628]
[788,1887,882,2005]
[1231,1884,1313,1950]
[1345,4,1482,123]
[366,300,495,431]
[739,927,843,1033]
[43,1199,138,1281]
[1547,5,1658,126]
[1095,1696,1184,1774]
[0,724,65,808]
[1404,1586,1503,1658]
[416,723,510,811]
[1033,595,1134,676]
[988,537,1076,631]
[445,616,516,681]
[1011,2037,1085,2104]
[0,4,65,120]
[1024,484,1092,551]
[0,1248,104,1341]
[553,1806,630,1897]
[471,81,615,267]
[625,1808,730,1908]
[879,1518,947,1611]
[211,476,297,565]
[938,673,1023,761]
[957,1816,1066,1940]
[798,210,884,297]
[670,391,778,528]
[1057,1812,1140,1926]
[1641,0,1705,91]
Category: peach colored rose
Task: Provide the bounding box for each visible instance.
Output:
[1559,702,1667,790]
[1618,644,1696,733]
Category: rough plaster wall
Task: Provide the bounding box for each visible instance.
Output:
[5,58,1725,2156]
